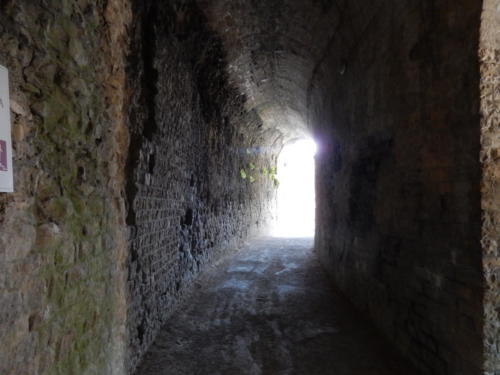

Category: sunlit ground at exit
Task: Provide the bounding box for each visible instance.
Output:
[272,139,316,238]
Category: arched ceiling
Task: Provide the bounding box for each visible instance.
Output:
[199,0,342,141]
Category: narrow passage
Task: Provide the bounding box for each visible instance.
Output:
[136,238,416,375]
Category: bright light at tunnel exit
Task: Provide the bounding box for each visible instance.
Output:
[272,139,317,238]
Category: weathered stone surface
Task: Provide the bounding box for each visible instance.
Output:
[136,237,419,375]
[125,1,277,372]
[0,1,131,374]
[480,1,500,373]
[309,1,484,374]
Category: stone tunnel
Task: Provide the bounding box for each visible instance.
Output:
[0,0,499,374]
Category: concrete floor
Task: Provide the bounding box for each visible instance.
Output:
[135,237,417,375]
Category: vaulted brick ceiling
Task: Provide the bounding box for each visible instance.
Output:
[199,0,342,141]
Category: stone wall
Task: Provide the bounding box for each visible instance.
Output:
[0,1,279,374]
[125,1,278,371]
[310,1,485,374]
[0,1,130,375]
[480,1,500,373]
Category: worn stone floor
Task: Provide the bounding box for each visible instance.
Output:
[135,237,417,375]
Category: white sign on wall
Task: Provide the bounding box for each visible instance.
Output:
[0,65,13,192]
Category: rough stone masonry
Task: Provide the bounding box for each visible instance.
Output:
[0,1,131,374]
[124,1,278,370]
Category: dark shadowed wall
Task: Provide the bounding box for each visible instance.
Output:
[480,1,500,373]
[310,1,484,374]
[125,1,279,371]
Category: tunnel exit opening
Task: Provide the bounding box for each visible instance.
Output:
[272,138,317,238]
